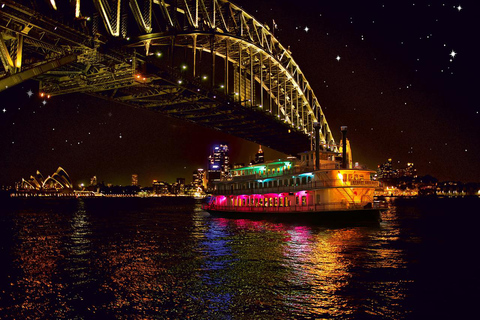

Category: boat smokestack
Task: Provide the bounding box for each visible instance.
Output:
[341,126,348,169]
[314,122,321,170]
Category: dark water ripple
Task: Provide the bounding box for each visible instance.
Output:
[0,197,479,319]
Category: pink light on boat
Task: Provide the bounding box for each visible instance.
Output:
[217,196,226,205]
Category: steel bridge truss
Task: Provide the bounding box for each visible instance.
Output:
[0,0,337,155]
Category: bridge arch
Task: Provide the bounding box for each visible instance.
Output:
[0,0,338,154]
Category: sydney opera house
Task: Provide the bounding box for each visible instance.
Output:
[17,167,74,193]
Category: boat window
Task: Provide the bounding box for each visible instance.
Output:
[354,174,358,180]
[302,196,307,206]
[296,196,300,205]
[269,198,273,206]
[274,198,278,206]
[348,174,352,181]
[360,175,364,180]
[279,180,283,186]
[316,194,321,204]
[279,197,284,206]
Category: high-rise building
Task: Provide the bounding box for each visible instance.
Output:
[175,178,185,195]
[404,163,417,178]
[132,174,138,186]
[251,145,264,164]
[207,144,230,186]
[192,169,206,190]
[377,158,395,179]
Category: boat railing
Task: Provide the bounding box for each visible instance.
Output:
[202,202,372,213]
[347,180,379,186]
[213,179,379,195]
[228,164,340,181]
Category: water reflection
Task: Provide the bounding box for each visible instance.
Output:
[205,210,409,318]
[0,199,441,319]
[6,201,74,318]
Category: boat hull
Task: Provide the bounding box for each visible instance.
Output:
[205,207,382,223]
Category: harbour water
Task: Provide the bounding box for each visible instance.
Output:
[0,197,478,319]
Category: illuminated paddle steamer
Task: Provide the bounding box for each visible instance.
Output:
[203,126,384,222]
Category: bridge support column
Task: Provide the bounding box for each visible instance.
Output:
[211,35,215,89]
[224,39,229,95]
[250,48,254,107]
[314,122,321,170]
[193,35,197,77]
[260,53,263,108]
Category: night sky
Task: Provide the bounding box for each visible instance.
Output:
[1,0,478,187]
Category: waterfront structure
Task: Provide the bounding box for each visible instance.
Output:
[17,167,73,192]
[204,127,383,221]
[152,180,169,195]
[208,144,230,187]
[90,176,97,186]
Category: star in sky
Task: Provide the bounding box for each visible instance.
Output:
[336,55,341,61]
[457,5,462,12]
[304,26,309,32]
[42,100,47,105]
[26,89,33,97]
[450,50,457,58]
[2,108,5,113]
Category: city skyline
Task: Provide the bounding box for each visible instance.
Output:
[1,1,478,186]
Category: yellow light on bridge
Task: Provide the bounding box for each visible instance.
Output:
[75,0,80,18]
[50,0,58,10]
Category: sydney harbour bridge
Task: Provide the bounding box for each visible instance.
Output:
[0,0,337,155]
